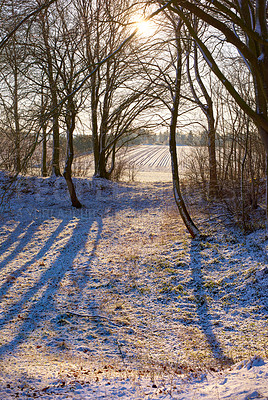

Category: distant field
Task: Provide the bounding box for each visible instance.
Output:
[125,144,196,170]
[70,144,203,182]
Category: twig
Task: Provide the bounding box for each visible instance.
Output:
[116,339,126,366]
[64,311,123,327]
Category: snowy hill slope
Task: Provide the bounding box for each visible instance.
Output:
[0,172,267,399]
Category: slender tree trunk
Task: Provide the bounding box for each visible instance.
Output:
[170,128,200,238]
[91,77,100,176]
[241,120,249,230]
[107,142,116,178]
[170,20,200,239]
[96,128,108,179]
[63,101,82,208]
[192,42,218,197]
[95,75,110,179]
[41,125,48,177]
[41,82,48,177]
[81,5,101,177]
[13,40,21,173]
[14,64,21,173]
[51,113,61,176]
[41,12,61,176]
[207,113,218,198]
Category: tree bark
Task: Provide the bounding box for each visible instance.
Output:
[170,19,200,239]
[207,111,218,198]
[41,82,48,177]
[186,41,218,198]
[41,125,48,177]
[13,47,21,173]
[41,11,61,176]
[63,100,82,208]
[170,0,268,153]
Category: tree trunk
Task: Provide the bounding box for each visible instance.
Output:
[13,40,21,173]
[95,127,109,179]
[192,42,218,198]
[241,120,249,231]
[94,76,110,179]
[107,142,117,179]
[51,114,61,176]
[41,12,61,176]
[207,113,218,198]
[41,125,48,177]
[170,20,200,239]
[91,76,100,176]
[96,149,109,179]
[170,120,200,239]
[41,82,48,177]
[63,101,82,208]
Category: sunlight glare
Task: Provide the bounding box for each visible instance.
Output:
[136,18,155,37]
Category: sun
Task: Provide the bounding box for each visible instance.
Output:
[135,18,155,37]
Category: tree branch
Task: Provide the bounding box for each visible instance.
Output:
[0,0,57,52]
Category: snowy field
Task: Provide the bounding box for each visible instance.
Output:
[125,145,194,169]
[71,145,197,182]
[0,169,267,399]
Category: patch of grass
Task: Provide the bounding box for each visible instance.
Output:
[156,260,173,269]
[174,284,184,293]
[204,279,220,293]
[175,260,188,268]
[159,283,174,294]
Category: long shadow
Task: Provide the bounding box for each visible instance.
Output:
[0,218,71,307]
[0,212,103,358]
[0,219,41,269]
[69,216,103,295]
[91,182,171,214]
[0,220,31,251]
[0,180,172,360]
[189,239,233,365]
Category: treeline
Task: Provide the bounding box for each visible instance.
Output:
[0,0,165,181]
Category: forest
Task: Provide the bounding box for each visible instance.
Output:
[0,1,267,399]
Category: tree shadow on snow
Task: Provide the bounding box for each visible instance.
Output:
[189,239,233,366]
[0,219,41,269]
[0,179,174,362]
[0,210,103,358]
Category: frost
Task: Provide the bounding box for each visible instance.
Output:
[0,164,267,399]
[258,52,264,62]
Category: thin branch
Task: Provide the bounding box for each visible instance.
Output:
[0,0,57,52]
[44,0,173,120]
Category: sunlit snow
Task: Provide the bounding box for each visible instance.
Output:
[0,167,267,399]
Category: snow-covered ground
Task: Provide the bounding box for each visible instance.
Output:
[0,170,267,399]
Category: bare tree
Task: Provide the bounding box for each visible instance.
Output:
[54,2,85,207]
[185,25,218,198]
[168,16,200,238]
[76,0,163,179]
[0,0,41,174]
[37,5,61,176]
[214,69,266,228]
[40,74,50,177]
[0,0,57,51]
[165,0,268,153]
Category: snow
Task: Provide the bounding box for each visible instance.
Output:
[258,53,264,62]
[72,145,197,182]
[0,169,267,399]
